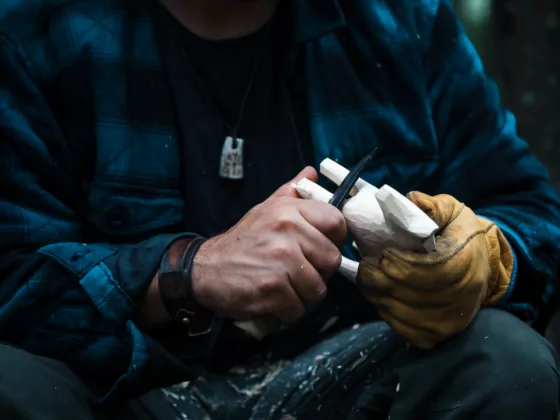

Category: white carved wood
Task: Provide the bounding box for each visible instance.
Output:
[339,256,360,284]
[292,158,438,281]
[234,158,439,339]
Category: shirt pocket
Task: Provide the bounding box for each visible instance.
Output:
[84,180,184,238]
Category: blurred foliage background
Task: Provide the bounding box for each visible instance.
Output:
[453,0,560,191]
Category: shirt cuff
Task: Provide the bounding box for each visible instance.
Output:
[103,233,200,301]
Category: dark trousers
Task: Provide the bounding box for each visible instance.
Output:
[1,309,558,420]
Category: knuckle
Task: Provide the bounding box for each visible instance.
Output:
[313,285,328,302]
[270,215,299,233]
[269,243,295,260]
[301,272,328,303]
[259,276,284,295]
[249,302,269,319]
[331,250,343,268]
[322,209,347,244]
[324,248,342,271]
[273,196,296,210]
[331,211,347,233]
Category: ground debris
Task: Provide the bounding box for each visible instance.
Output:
[230,360,290,398]
[319,316,339,333]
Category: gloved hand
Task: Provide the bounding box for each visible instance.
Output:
[357,191,515,349]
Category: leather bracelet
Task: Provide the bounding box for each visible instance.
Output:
[158,236,215,337]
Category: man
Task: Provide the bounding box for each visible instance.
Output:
[0,0,559,418]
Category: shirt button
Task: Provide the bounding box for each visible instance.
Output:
[106,204,128,228]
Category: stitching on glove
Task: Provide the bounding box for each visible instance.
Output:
[385,227,488,265]
[482,221,502,297]
[431,203,464,237]
[444,203,465,228]
[482,220,497,234]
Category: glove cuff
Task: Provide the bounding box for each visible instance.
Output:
[477,216,515,305]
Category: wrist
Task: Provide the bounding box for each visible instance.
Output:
[190,237,220,312]
[157,236,217,336]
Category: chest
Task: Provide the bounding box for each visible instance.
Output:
[303,34,440,195]
[61,32,440,240]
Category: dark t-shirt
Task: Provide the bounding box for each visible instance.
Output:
[156,6,375,368]
[161,5,309,238]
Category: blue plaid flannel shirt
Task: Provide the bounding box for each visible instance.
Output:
[1,0,560,402]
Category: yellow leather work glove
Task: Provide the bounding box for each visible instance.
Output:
[357,191,515,349]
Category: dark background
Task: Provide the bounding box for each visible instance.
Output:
[454,0,560,191]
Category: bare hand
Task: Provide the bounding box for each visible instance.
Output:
[191,167,347,323]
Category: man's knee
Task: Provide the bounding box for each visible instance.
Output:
[457,308,559,415]
[0,344,94,420]
[466,308,558,368]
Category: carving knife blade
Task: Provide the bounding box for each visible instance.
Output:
[328,147,378,209]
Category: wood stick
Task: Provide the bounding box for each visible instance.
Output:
[319,158,437,252]
[234,160,439,341]
[319,159,376,195]
[234,317,279,341]
[374,186,438,252]
[339,256,359,283]
[291,179,333,203]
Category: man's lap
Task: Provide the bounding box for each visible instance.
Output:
[164,322,400,419]
[0,309,558,420]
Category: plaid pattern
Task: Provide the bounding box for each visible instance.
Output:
[1,0,559,401]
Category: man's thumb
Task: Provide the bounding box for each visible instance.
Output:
[407,191,459,228]
[272,166,319,198]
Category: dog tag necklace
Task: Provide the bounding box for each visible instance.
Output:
[174,21,274,180]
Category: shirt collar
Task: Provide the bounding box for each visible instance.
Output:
[290,0,346,44]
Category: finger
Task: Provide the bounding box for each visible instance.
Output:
[293,178,333,203]
[358,260,469,304]
[406,191,459,228]
[319,158,375,194]
[357,261,391,298]
[357,266,477,346]
[268,278,307,323]
[375,186,439,240]
[357,262,430,303]
[296,200,348,247]
[374,294,472,339]
[272,166,319,199]
[376,305,444,350]
[361,250,462,292]
[296,219,343,281]
[287,250,329,305]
